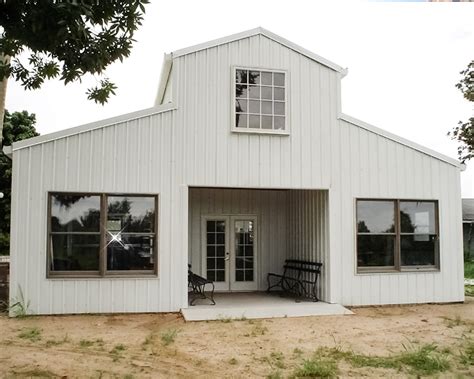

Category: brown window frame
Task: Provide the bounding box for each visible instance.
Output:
[47,192,159,279]
[356,198,440,274]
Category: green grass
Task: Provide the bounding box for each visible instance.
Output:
[266,370,283,379]
[292,357,338,378]
[460,339,474,366]
[465,285,474,297]
[313,343,450,376]
[18,327,42,342]
[160,329,178,346]
[10,368,56,378]
[465,260,474,279]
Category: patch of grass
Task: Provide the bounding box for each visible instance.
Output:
[316,343,450,376]
[460,339,474,366]
[293,348,303,356]
[10,368,56,378]
[443,315,463,328]
[269,352,285,369]
[217,315,233,323]
[466,284,474,297]
[79,339,95,348]
[397,343,450,376]
[45,335,69,347]
[292,356,338,378]
[465,260,474,279]
[266,370,283,379]
[18,327,42,342]
[251,323,268,337]
[9,286,31,318]
[160,329,178,346]
[79,338,104,348]
[111,344,126,353]
[142,332,155,348]
[443,315,474,329]
[229,357,238,365]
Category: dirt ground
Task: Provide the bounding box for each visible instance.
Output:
[0,298,473,378]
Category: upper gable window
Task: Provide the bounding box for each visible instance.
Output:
[234,68,287,133]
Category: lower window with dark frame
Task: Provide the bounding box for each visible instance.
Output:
[48,192,158,277]
[356,199,439,273]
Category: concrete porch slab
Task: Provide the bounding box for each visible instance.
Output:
[181,292,353,321]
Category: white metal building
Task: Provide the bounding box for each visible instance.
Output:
[4,28,465,315]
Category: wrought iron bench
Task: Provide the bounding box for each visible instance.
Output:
[188,265,215,306]
[267,259,322,302]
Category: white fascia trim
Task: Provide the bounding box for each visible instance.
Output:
[339,113,461,168]
[2,145,12,159]
[172,27,346,75]
[12,102,176,151]
[154,53,173,106]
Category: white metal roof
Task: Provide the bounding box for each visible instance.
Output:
[171,27,347,75]
[3,103,176,157]
[339,114,461,168]
[3,28,461,170]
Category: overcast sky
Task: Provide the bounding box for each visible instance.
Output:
[6,0,474,196]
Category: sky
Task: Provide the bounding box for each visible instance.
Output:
[5,0,474,197]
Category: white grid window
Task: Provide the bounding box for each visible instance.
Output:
[234,68,286,131]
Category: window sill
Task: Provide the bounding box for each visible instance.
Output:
[231,127,290,136]
[47,273,158,280]
[356,267,440,275]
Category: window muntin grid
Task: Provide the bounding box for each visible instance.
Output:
[235,68,286,131]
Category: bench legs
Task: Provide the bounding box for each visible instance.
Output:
[189,281,215,306]
[267,273,320,302]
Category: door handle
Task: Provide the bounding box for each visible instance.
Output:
[224,252,230,261]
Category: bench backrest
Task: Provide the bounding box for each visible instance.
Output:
[283,259,322,275]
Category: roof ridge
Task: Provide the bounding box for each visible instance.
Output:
[170,27,346,75]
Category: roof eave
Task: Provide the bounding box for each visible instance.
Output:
[2,145,12,159]
[339,113,462,169]
[11,103,176,151]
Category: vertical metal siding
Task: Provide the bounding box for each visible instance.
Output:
[10,111,184,315]
[10,33,464,314]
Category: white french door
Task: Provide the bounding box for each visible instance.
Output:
[201,215,258,291]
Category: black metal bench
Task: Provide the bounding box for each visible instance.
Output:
[188,265,215,306]
[267,259,322,302]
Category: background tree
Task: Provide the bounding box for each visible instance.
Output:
[0,0,149,147]
[0,110,39,255]
[449,60,474,163]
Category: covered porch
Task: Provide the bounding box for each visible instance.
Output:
[186,187,344,319]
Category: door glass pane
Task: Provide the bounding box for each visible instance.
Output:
[234,220,255,282]
[206,220,226,282]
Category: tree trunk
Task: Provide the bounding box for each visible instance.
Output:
[0,54,10,149]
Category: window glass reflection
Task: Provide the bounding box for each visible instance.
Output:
[107,196,155,233]
[400,201,436,234]
[51,195,100,232]
[357,201,395,234]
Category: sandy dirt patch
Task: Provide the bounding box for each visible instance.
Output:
[0,298,473,378]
